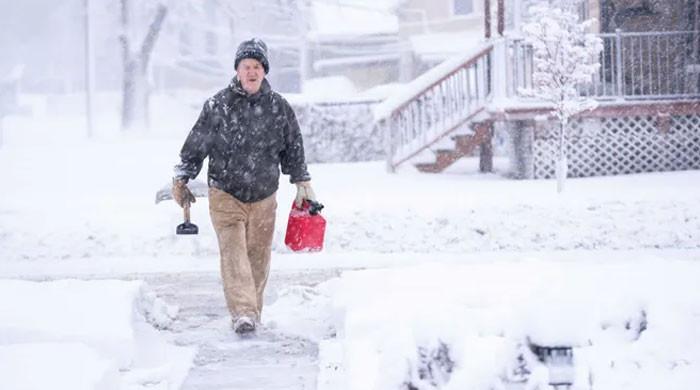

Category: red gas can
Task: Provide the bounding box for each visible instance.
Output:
[284,200,326,252]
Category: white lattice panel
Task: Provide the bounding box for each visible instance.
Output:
[533,115,700,178]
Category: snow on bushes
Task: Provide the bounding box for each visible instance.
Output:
[271,260,700,390]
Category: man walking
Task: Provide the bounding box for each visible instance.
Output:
[172,38,317,334]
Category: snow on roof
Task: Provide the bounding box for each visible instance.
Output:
[309,0,399,38]
[410,32,485,64]
[302,75,358,100]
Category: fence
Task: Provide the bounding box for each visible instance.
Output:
[509,30,700,100]
[292,99,384,163]
[532,114,700,178]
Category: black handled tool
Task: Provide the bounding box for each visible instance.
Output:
[176,203,199,235]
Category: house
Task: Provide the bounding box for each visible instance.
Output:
[152,0,307,93]
[0,0,488,96]
[153,0,490,96]
[305,0,487,92]
[397,0,485,78]
[375,0,700,178]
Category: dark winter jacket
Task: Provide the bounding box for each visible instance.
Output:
[174,78,310,203]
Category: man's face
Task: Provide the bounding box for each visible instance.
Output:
[236,58,265,95]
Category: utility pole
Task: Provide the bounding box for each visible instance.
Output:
[84,0,95,138]
[484,0,491,39]
[298,0,311,91]
[497,0,504,36]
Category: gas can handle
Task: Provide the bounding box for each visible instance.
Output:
[294,199,324,215]
[307,199,324,215]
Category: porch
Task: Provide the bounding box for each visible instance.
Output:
[376,29,700,178]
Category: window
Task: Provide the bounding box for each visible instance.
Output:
[453,0,474,16]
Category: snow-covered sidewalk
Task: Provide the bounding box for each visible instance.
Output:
[4,250,699,390]
[142,270,340,390]
[1,269,343,390]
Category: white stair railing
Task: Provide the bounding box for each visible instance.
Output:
[375,42,496,171]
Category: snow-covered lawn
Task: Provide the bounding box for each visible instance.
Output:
[1,95,699,389]
[1,139,698,264]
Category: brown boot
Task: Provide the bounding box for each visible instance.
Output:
[233,316,256,335]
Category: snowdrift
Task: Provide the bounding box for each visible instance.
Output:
[0,279,195,390]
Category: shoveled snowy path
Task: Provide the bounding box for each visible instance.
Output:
[138,269,342,390]
[8,248,700,390]
[17,268,343,390]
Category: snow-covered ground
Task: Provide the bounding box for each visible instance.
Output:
[276,259,700,390]
[0,279,194,390]
[1,93,699,389]
[2,135,698,264]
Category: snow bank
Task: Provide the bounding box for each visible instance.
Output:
[301,76,358,100]
[270,259,700,390]
[309,0,398,38]
[0,279,194,390]
[0,343,117,390]
[265,282,339,342]
[410,32,484,64]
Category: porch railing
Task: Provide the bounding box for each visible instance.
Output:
[509,30,700,100]
[376,42,494,171]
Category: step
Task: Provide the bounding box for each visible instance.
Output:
[414,163,443,173]
[435,149,462,166]
[411,122,493,174]
[414,149,462,173]
[452,134,477,152]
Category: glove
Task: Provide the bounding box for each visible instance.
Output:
[172,178,196,208]
[294,181,316,208]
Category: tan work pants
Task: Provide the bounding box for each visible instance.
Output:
[208,187,277,322]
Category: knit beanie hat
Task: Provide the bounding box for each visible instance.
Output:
[234,38,270,74]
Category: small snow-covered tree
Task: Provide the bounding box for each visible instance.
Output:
[520,1,602,192]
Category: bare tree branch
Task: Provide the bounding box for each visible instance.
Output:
[139,4,168,72]
[119,0,131,71]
